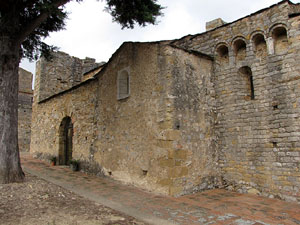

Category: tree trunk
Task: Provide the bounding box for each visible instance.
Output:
[0,36,24,183]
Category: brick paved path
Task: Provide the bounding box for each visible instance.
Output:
[21,153,300,225]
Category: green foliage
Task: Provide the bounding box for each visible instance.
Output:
[0,0,163,61]
[50,156,57,162]
[0,0,69,60]
[69,159,79,166]
[105,0,163,28]
[19,2,68,60]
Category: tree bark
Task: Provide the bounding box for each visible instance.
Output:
[0,36,24,183]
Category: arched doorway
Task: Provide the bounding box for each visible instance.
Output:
[58,117,73,165]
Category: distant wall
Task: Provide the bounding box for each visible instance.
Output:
[18,68,33,152]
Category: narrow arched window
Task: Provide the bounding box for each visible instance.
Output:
[117,69,130,100]
[238,66,254,100]
[252,33,267,58]
[216,44,229,65]
[272,26,288,55]
[233,39,247,61]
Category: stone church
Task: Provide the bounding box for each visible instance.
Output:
[30,0,300,202]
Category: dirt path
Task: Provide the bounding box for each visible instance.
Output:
[0,173,148,225]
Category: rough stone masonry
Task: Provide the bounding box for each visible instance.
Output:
[30,0,300,203]
[18,68,33,152]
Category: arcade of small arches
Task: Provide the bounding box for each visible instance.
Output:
[214,25,289,101]
[215,25,289,64]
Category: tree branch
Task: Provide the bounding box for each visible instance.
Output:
[14,0,71,46]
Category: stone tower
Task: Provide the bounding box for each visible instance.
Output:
[34,51,101,102]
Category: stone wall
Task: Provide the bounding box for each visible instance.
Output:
[36,51,101,102]
[31,42,216,196]
[173,0,300,201]
[30,78,99,162]
[167,48,218,194]
[94,42,172,194]
[18,68,33,152]
[94,43,217,195]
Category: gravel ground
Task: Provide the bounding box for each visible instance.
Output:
[0,173,148,225]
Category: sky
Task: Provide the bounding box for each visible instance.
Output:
[20,0,300,76]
